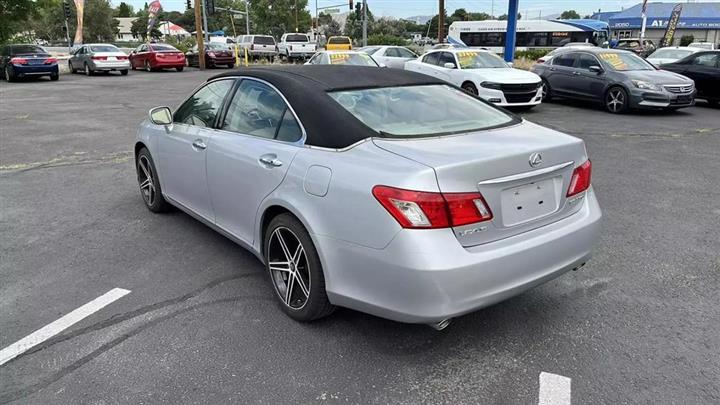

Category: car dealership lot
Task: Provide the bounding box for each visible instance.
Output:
[1,71,719,404]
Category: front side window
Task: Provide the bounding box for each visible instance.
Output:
[456,51,507,69]
[598,52,654,71]
[221,80,302,142]
[329,84,516,137]
[422,52,440,65]
[439,52,457,68]
[173,80,234,127]
[576,54,600,70]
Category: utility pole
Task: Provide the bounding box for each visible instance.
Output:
[194,0,206,69]
[295,0,298,32]
[201,0,209,41]
[438,0,444,43]
[362,0,367,46]
[245,0,250,35]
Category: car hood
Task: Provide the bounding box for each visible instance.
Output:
[622,69,692,84]
[464,68,541,84]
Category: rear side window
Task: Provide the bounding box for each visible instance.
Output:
[173,80,234,127]
[328,37,350,44]
[553,53,577,67]
[221,80,302,142]
[254,36,275,45]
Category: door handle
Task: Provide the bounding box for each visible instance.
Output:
[192,139,207,150]
[259,157,283,167]
[572,71,580,75]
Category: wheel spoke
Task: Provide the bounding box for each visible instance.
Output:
[269,261,291,273]
[139,159,150,178]
[284,273,295,305]
[139,178,151,190]
[294,273,309,298]
[291,244,304,267]
[274,230,293,262]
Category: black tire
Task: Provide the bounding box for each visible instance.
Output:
[605,86,629,114]
[84,63,93,76]
[5,65,15,82]
[264,213,335,322]
[69,61,75,74]
[136,148,170,213]
[462,81,478,96]
[50,73,59,81]
[176,66,184,72]
[541,79,552,102]
[144,60,152,72]
[120,69,128,76]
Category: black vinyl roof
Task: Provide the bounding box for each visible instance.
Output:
[209,66,445,149]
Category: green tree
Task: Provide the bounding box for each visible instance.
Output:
[132,11,162,41]
[450,8,467,22]
[467,12,492,21]
[248,0,311,39]
[373,17,406,38]
[0,0,35,43]
[83,0,120,42]
[116,2,134,17]
[24,0,66,42]
[497,13,521,20]
[427,10,448,40]
[344,3,374,42]
[559,10,581,20]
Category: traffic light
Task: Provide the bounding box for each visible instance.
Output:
[206,0,215,15]
[349,0,353,10]
[62,0,72,19]
[186,0,191,10]
[355,2,361,18]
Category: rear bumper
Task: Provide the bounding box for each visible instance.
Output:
[630,88,696,109]
[90,60,130,71]
[207,56,235,65]
[152,59,185,68]
[9,64,58,76]
[317,188,602,323]
[287,50,315,58]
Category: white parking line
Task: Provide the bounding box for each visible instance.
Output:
[539,372,571,405]
[0,288,131,366]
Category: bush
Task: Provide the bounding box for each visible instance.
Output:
[513,48,552,61]
[367,34,408,46]
[679,35,694,46]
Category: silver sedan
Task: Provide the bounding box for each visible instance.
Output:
[68,43,130,76]
[135,66,601,329]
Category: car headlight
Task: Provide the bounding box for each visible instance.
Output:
[480,81,502,90]
[632,80,660,91]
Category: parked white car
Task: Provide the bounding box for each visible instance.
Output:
[687,42,716,50]
[278,33,316,60]
[405,49,543,108]
[646,46,703,65]
[239,35,278,60]
[357,45,418,69]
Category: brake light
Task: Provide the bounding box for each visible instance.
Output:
[44,57,58,64]
[566,160,592,197]
[10,57,28,65]
[91,56,107,60]
[372,186,493,229]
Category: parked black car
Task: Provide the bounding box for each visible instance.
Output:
[531,48,696,113]
[659,50,719,106]
[0,44,58,82]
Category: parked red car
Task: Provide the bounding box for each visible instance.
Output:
[129,43,186,72]
[185,43,235,68]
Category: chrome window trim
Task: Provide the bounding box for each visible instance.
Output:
[478,161,574,185]
[171,77,236,128]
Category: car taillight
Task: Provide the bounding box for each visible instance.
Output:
[91,56,107,60]
[10,57,28,65]
[372,186,493,229]
[566,160,592,197]
[44,57,58,64]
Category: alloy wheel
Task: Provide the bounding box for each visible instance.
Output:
[4,66,9,80]
[267,227,311,310]
[84,63,90,76]
[137,155,156,206]
[541,81,549,100]
[607,88,625,113]
[145,61,151,72]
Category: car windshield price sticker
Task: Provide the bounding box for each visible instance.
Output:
[457,51,480,69]
[598,53,628,70]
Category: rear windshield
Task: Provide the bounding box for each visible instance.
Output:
[151,44,178,52]
[649,48,693,59]
[90,45,120,52]
[205,43,227,50]
[12,45,45,55]
[328,37,350,44]
[253,36,275,45]
[285,34,309,42]
[329,52,378,66]
[329,84,516,137]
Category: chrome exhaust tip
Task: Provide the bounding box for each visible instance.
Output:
[428,318,452,331]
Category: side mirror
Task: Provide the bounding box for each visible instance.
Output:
[149,106,172,126]
[507,62,514,67]
[443,62,456,69]
[379,63,387,68]
[589,65,604,73]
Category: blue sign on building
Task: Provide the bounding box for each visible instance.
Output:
[608,2,720,29]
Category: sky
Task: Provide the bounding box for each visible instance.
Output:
[119,0,720,19]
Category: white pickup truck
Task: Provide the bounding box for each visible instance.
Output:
[278,33,316,61]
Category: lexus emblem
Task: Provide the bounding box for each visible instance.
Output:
[529,153,543,168]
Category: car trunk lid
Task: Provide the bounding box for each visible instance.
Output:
[372,120,589,246]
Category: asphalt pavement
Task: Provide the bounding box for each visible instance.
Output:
[1,69,719,404]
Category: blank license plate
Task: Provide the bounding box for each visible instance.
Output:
[501,178,559,226]
[108,56,116,61]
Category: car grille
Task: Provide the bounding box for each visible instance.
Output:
[671,95,694,105]
[501,83,540,103]
[664,84,694,93]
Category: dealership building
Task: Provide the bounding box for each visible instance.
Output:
[603,2,720,45]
